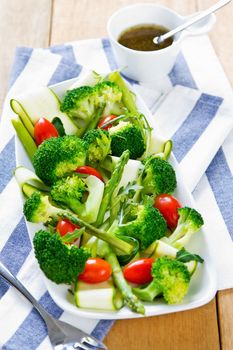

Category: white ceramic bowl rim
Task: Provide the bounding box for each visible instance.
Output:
[107,3,184,55]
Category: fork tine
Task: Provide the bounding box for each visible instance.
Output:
[81,336,107,350]
[73,342,93,350]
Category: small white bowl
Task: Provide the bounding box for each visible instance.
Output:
[107,3,215,83]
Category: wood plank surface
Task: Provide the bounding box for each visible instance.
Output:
[217,290,233,350]
[0,0,52,113]
[51,0,196,43]
[0,0,233,349]
[104,299,220,350]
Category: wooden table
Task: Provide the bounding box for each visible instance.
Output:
[0,1,233,349]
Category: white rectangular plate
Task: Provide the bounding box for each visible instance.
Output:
[15,76,217,319]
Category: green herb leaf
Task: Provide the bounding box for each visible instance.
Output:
[52,117,66,136]
[176,248,204,263]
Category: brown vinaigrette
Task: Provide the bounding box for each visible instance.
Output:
[118,24,173,51]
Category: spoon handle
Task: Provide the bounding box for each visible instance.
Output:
[154,0,231,44]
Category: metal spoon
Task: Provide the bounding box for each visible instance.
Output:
[153,0,231,44]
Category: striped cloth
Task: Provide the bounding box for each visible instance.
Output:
[1,35,233,349]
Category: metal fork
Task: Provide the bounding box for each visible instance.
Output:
[0,262,107,350]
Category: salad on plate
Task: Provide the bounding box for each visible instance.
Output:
[10,70,214,318]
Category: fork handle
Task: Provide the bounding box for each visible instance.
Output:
[0,261,53,323]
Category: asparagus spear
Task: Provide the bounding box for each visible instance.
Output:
[12,118,37,160]
[97,240,145,315]
[62,212,133,255]
[95,150,130,227]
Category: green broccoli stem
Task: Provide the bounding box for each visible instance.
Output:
[133,280,161,302]
[167,225,188,246]
[170,233,194,250]
[62,212,133,255]
[97,240,145,315]
[95,150,130,227]
[84,106,105,132]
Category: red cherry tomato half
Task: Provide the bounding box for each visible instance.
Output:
[56,219,80,237]
[75,166,104,182]
[34,117,59,146]
[123,258,155,285]
[78,258,112,284]
[154,194,182,230]
[97,115,117,130]
[56,219,80,244]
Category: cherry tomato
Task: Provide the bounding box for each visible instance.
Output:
[123,258,155,285]
[78,258,112,284]
[154,194,182,230]
[56,219,80,236]
[34,117,59,146]
[97,115,117,130]
[75,166,104,182]
[56,219,80,244]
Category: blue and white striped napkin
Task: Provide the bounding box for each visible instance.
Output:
[1,35,233,349]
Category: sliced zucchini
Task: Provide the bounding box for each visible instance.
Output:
[75,279,124,311]
[14,166,49,191]
[69,71,103,90]
[22,183,42,197]
[146,130,172,159]
[81,175,105,223]
[108,71,138,114]
[10,87,78,135]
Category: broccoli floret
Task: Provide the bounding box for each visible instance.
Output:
[114,200,167,250]
[33,230,90,284]
[133,256,191,304]
[109,121,145,159]
[83,128,111,164]
[32,135,86,185]
[61,85,97,121]
[51,174,105,223]
[23,192,64,223]
[141,156,177,196]
[51,174,87,214]
[166,207,204,249]
[95,81,123,116]
[60,82,123,135]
